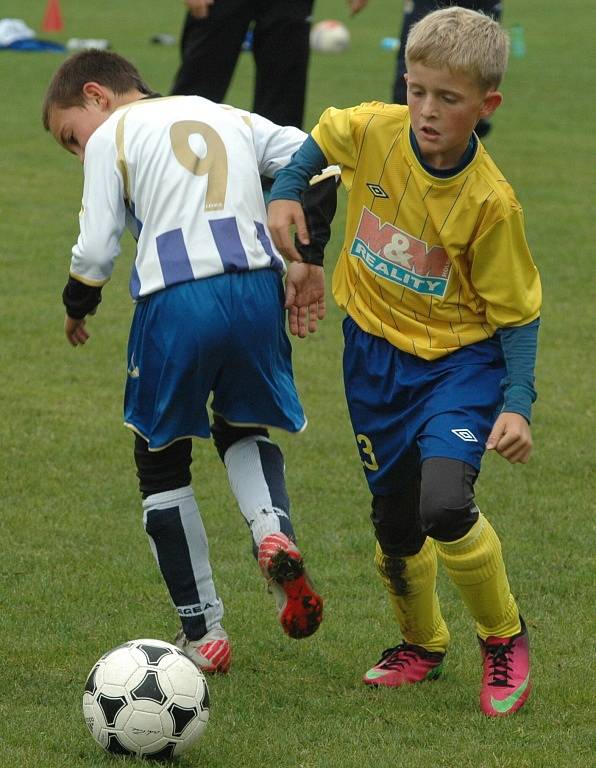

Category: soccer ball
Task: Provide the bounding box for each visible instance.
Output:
[310,20,350,53]
[82,639,209,759]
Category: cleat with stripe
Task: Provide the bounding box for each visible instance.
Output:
[174,625,231,674]
[479,616,531,716]
[258,533,323,639]
[363,642,445,687]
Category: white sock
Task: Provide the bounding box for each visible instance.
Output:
[224,436,294,547]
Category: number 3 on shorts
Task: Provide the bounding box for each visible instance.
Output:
[356,433,379,471]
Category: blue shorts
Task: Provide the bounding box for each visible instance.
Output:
[342,316,505,495]
[124,269,306,450]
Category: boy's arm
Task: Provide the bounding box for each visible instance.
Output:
[62,131,126,345]
[63,277,103,319]
[486,318,540,463]
[249,112,308,180]
[295,170,338,266]
[268,135,331,262]
[62,277,103,346]
[497,318,540,422]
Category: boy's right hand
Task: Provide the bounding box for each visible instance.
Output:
[268,199,310,263]
[486,412,533,464]
[65,314,90,346]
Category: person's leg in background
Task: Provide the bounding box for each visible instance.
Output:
[171,0,252,98]
[252,0,314,127]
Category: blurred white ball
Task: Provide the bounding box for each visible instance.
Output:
[310,20,350,53]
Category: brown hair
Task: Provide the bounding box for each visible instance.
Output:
[42,50,152,129]
[405,6,509,91]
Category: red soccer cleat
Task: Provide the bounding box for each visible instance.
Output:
[258,533,323,639]
[175,626,232,674]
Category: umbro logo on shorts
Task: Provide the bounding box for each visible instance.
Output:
[127,353,140,378]
[451,428,478,442]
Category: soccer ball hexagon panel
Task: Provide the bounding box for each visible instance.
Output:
[83,638,209,759]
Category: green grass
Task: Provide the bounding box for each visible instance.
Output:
[1,1,595,766]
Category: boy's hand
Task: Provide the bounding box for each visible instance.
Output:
[65,314,90,347]
[486,412,533,464]
[284,263,325,338]
[268,199,309,263]
[348,0,370,15]
[185,0,214,19]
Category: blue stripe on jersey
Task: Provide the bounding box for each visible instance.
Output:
[255,221,283,272]
[209,217,249,272]
[156,227,195,286]
[130,263,141,300]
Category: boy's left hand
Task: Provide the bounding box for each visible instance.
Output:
[65,314,90,346]
[486,412,533,464]
[284,263,325,338]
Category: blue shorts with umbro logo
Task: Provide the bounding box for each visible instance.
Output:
[342,316,505,495]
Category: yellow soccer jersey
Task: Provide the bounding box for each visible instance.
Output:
[311,102,542,360]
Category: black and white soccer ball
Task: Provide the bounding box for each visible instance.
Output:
[83,639,209,759]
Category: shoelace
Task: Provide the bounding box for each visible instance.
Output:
[378,644,421,670]
[485,641,514,687]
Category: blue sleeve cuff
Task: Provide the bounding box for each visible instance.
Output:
[497,318,540,422]
[269,135,328,202]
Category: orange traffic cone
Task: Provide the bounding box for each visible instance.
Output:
[41,0,64,32]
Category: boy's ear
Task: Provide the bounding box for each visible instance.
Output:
[479,90,503,119]
[82,81,111,109]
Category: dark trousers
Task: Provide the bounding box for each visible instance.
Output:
[171,0,314,128]
[392,0,503,104]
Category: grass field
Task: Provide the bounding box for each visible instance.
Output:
[1,1,595,766]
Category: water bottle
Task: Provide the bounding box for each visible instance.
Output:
[241,28,253,51]
[510,24,526,58]
[380,37,400,51]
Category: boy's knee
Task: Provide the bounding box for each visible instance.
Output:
[420,458,479,541]
[371,493,426,557]
[134,434,192,498]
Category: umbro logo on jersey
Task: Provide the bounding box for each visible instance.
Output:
[366,182,389,199]
[451,428,478,442]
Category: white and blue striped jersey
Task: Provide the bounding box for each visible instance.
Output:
[70,95,307,299]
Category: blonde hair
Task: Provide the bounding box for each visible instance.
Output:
[405,6,509,90]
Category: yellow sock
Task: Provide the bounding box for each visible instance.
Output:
[436,514,521,639]
[374,538,450,653]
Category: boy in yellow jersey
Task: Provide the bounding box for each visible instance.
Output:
[268,6,541,717]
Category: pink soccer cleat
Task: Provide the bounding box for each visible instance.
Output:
[363,642,445,687]
[479,617,531,716]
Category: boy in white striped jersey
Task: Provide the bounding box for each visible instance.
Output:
[43,50,332,673]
